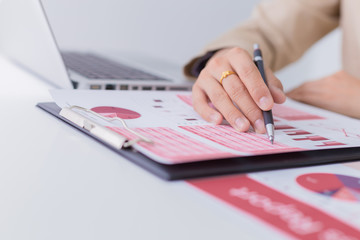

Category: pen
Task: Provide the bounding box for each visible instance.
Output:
[253,43,275,144]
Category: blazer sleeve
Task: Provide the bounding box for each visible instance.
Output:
[184,0,340,78]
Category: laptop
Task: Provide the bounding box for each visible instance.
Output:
[0,0,193,91]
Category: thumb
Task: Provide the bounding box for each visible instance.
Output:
[266,67,286,104]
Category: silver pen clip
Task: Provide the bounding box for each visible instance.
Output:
[60,105,153,149]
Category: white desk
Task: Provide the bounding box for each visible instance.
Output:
[0,56,292,240]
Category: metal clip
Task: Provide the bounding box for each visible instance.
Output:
[60,105,153,149]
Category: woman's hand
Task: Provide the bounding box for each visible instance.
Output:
[192,47,286,133]
[287,70,360,119]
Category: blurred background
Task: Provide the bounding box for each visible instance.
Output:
[40,0,341,90]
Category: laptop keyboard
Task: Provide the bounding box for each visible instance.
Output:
[61,52,168,81]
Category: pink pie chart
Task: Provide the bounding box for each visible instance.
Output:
[296,173,360,202]
[91,106,141,119]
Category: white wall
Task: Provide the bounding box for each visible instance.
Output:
[42,0,341,91]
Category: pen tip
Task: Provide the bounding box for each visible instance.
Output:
[269,136,274,145]
[253,43,260,50]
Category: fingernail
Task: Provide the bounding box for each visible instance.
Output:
[273,86,286,98]
[209,113,220,124]
[272,86,283,94]
[235,118,247,131]
[259,96,272,110]
[254,119,265,133]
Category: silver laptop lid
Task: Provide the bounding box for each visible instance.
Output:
[0,0,72,88]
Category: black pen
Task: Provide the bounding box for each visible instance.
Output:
[253,44,275,144]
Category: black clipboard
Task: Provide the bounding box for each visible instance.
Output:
[37,102,360,181]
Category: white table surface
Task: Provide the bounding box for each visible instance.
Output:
[0,56,291,240]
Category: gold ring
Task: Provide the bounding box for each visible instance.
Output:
[220,71,236,85]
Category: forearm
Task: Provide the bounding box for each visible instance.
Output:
[184,0,340,78]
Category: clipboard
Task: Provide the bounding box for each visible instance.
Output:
[36,102,360,181]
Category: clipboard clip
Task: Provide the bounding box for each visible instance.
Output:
[59,105,153,149]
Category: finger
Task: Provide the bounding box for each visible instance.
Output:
[192,84,223,124]
[266,68,286,104]
[209,65,265,133]
[200,76,250,131]
[222,74,266,133]
[266,67,283,90]
[227,48,274,110]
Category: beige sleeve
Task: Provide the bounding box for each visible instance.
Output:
[184,0,340,77]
